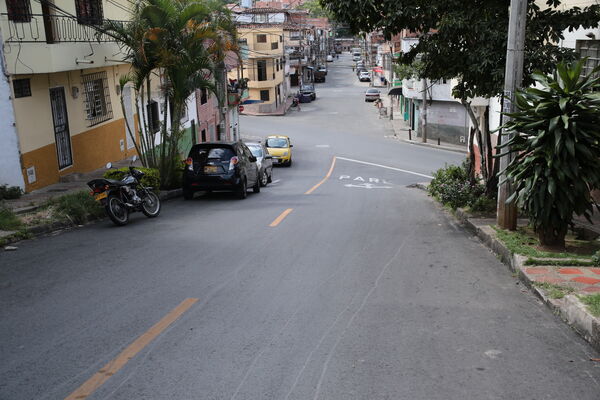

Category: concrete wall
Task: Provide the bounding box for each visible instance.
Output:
[0,32,25,189]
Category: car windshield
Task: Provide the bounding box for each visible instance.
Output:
[301,85,314,91]
[367,89,380,93]
[266,138,289,148]
[247,145,263,157]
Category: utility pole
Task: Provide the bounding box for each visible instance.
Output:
[497,0,527,230]
[421,77,427,143]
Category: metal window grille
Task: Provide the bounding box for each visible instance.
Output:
[271,41,278,50]
[256,34,267,43]
[13,78,31,98]
[75,0,103,25]
[577,40,600,79]
[82,71,113,126]
[6,0,31,22]
[260,90,270,101]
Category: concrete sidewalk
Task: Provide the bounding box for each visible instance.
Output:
[4,158,140,214]
[380,95,467,154]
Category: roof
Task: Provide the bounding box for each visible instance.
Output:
[235,7,290,14]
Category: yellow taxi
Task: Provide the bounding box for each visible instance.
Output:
[265,135,293,167]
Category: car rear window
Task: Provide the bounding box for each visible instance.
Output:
[266,138,288,148]
[189,146,235,161]
[247,145,263,157]
[366,89,380,93]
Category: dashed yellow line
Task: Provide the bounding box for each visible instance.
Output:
[269,208,294,227]
[65,298,198,400]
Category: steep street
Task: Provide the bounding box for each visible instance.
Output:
[1,55,599,400]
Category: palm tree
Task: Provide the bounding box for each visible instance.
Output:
[102,0,237,188]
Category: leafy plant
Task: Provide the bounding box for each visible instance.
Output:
[46,191,104,225]
[428,161,494,210]
[500,60,600,249]
[0,185,23,200]
[0,204,23,231]
[104,167,160,191]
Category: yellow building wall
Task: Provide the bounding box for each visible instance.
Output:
[13,64,139,192]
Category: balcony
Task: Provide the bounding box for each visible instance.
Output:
[1,14,129,74]
[1,13,127,43]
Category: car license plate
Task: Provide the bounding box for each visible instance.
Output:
[94,192,108,201]
[204,165,218,173]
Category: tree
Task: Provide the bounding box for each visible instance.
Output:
[297,0,332,18]
[102,0,237,189]
[499,60,600,249]
[320,0,600,194]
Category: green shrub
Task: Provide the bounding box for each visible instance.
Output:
[470,196,497,213]
[428,161,494,210]
[592,250,600,266]
[47,191,104,224]
[0,184,23,200]
[0,204,22,230]
[103,167,160,190]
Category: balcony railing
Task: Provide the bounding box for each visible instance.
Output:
[1,14,128,43]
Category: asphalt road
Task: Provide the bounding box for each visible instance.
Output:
[1,54,599,400]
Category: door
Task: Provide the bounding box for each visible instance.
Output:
[49,87,73,169]
[123,85,136,149]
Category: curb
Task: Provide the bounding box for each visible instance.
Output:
[2,188,183,248]
[453,207,600,352]
[399,138,467,154]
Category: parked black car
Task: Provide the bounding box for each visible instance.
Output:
[300,84,316,100]
[183,142,260,200]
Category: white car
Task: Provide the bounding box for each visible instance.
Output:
[326,54,333,62]
[359,70,371,82]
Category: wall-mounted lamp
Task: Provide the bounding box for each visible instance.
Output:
[76,59,94,65]
[586,32,596,39]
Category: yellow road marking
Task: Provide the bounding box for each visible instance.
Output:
[305,157,337,195]
[269,208,294,227]
[65,298,198,400]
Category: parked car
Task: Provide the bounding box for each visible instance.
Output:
[365,88,381,102]
[182,142,260,200]
[359,70,371,82]
[245,142,273,187]
[314,68,327,83]
[326,54,334,62]
[265,135,293,167]
[300,84,316,100]
[352,53,361,61]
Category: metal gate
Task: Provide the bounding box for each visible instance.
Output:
[49,87,73,169]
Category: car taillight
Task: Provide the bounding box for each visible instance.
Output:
[185,157,193,171]
[229,156,239,171]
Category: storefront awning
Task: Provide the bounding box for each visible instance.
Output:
[388,87,403,96]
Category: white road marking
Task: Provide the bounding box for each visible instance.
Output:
[327,112,339,115]
[344,183,392,189]
[271,179,280,184]
[336,156,434,179]
[315,144,330,148]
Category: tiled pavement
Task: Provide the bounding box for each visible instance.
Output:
[522,266,600,294]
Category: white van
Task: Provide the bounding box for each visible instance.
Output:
[352,52,361,61]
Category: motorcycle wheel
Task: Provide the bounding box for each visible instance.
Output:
[106,195,129,226]
[141,191,161,218]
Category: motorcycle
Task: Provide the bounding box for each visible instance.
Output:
[87,156,161,226]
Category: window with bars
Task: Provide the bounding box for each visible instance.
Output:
[82,71,113,126]
[75,0,103,25]
[6,0,32,22]
[256,34,267,43]
[13,78,31,98]
[271,42,278,50]
[260,90,270,101]
[577,40,600,79]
